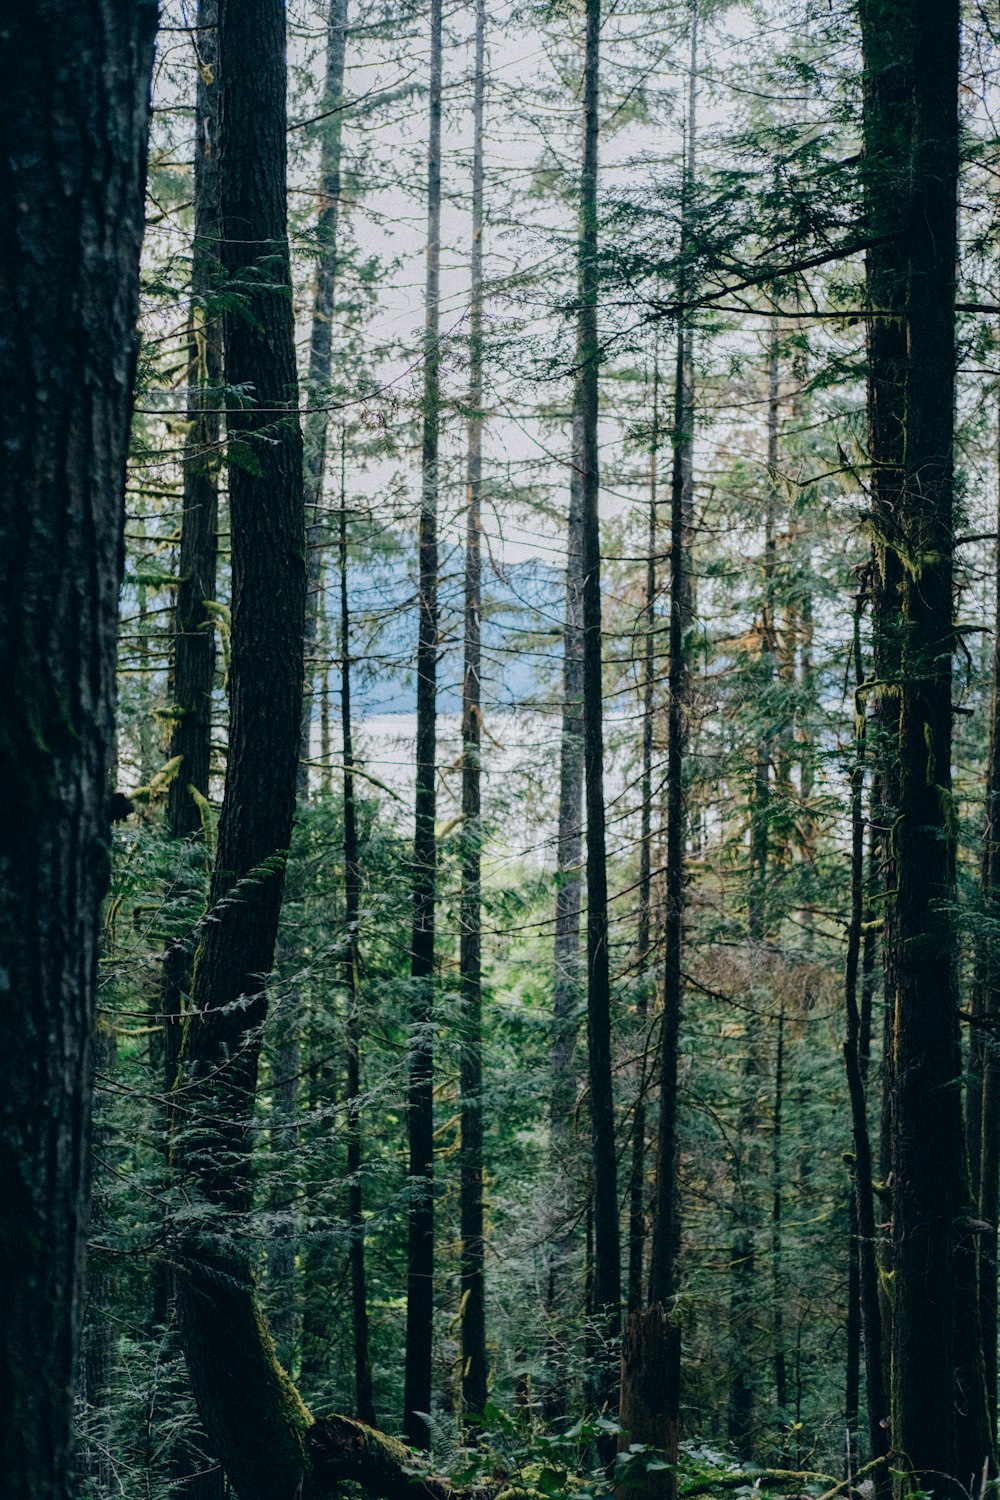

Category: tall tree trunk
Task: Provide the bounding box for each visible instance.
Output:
[772,1002,786,1416]
[976,425,1000,1448]
[728,321,779,1459]
[546,403,586,1422]
[844,594,889,1488]
[340,437,378,1428]
[267,0,351,1367]
[0,5,156,1495]
[628,351,660,1316]
[460,0,489,1423]
[403,0,443,1449]
[649,0,697,1314]
[171,1,310,1495]
[301,0,349,785]
[577,0,621,1410]
[163,0,222,1176]
[859,1,992,1489]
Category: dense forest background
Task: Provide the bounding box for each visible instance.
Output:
[4,0,1000,1497]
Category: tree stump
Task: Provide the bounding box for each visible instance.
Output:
[616,1304,681,1500]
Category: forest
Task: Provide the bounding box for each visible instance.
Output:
[2,0,999,1497]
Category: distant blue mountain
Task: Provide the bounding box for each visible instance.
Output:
[322,547,565,718]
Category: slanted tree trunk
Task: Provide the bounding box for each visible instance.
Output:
[576,0,621,1412]
[459,0,489,1424]
[0,4,156,1494]
[404,0,443,1449]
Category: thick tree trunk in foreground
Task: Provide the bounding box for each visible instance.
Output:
[616,1306,680,1500]
[859,1,992,1490]
[404,0,443,1449]
[460,0,489,1423]
[0,5,156,1494]
[577,0,622,1409]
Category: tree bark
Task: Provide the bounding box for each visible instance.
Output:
[844,594,889,1487]
[171,2,310,1497]
[577,0,622,1409]
[975,425,1000,1447]
[0,4,156,1494]
[858,0,993,1489]
[404,0,443,1449]
[649,0,697,1315]
[616,1306,681,1500]
[460,0,489,1424]
[628,351,660,1315]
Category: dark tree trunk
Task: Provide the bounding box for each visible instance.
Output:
[616,1306,680,1500]
[859,0,992,1489]
[171,1,310,1496]
[403,0,443,1449]
[976,442,1000,1449]
[339,442,378,1428]
[459,0,489,1424]
[576,0,621,1410]
[649,0,697,1315]
[728,322,779,1460]
[267,0,351,1368]
[628,352,660,1316]
[771,1002,786,1416]
[0,4,156,1495]
[300,0,349,787]
[844,595,889,1487]
[162,0,222,1241]
[545,406,586,1423]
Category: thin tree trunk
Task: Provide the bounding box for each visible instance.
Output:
[628,351,660,1315]
[844,593,889,1488]
[577,0,621,1409]
[975,402,1000,1445]
[164,0,222,1109]
[339,433,378,1428]
[301,0,349,787]
[728,320,778,1459]
[546,404,586,1423]
[403,0,443,1448]
[649,0,697,1314]
[772,1002,786,1416]
[0,5,156,1494]
[460,0,489,1423]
